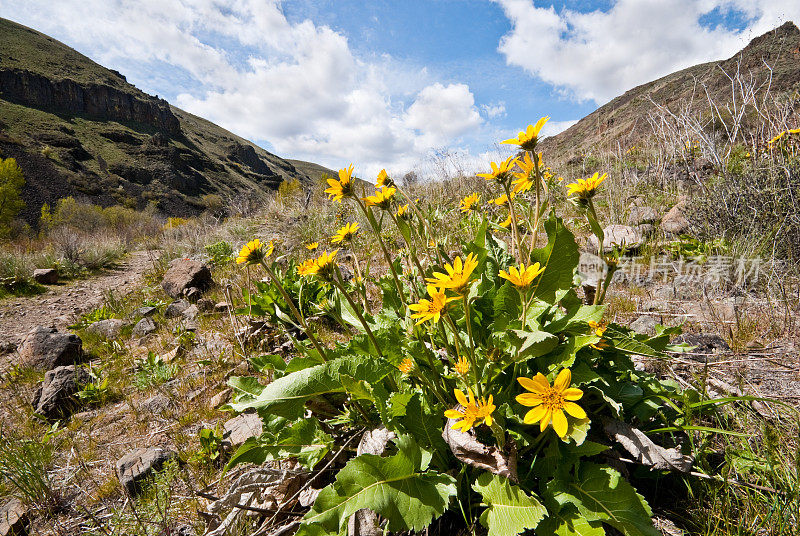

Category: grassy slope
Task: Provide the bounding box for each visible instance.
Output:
[541,21,800,158]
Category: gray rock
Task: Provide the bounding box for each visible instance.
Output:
[222,413,262,449]
[578,252,606,286]
[675,333,730,355]
[0,498,28,536]
[183,286,203,302]
[132,317,157,338]
[18,326,83,370]
[182,304,199,321]
[628,206,660,225]
[637,223,656,237]
[587,225,644,254]
[142,394,172,414]
[86,319,125,339]
[32,268,58,285]
[214,302,230,313]
[196,298,215,312]
[31,365,90,419]
[661,199,690,235]
[132,306,157,318]
[161,259,212,299]
[165,299,190,318]
[630,315,658,335]
[116,447,177,496]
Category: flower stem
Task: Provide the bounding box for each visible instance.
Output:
[461,293,482,399]
[332,265,384,358]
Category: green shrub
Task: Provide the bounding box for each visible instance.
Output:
[0,157,25,238]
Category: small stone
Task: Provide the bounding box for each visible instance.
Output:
[630,315,658,335]
[116,447,177,496]
[637,223,656,237]
[209,388,231,409]
[674,333,731,356]
[164,300,190,318]
[18,326,83,370]
[142,394,172,414]
[628,206,660,225]
[132,317,157,338]
[0,498,28,536]
[222,413,262,449]
[214,302,230,313]
[132,306,157,318]
[86,319,125,339]
[661,199,690,235]
[183,287,203,302]
[161,259,212,299]
[182,304,199,321]
[587,224,644,253]
[196,298,215,312]
[32,268,58,285]
[31,365,90,419]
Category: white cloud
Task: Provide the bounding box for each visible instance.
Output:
[481,102,507,119]
[0,0,485,175]
[540,119,578,138]
[493,0,800,104]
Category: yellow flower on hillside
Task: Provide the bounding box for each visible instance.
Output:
[444,388,495,433]
[460,193,480,213]
[298,249,339,280]
[512,151,544,193]
[790,127,800,134]
[477,156,518,184]
[331,222,360,244]
[453,356,470,375]
[516,369,585,439]
[409,285,458,325]
[426,253,479,294]
[396,204,410,219]
[398,358,414,374]
[588,321,610,349]
[491,191,516,206]
[376,169,394,188]
[501,117,550,151]
[566,172,607,199]
[325,165,355,202]
[305,242,319,251]
[768,130,787,145]
[499,262,545,291]
[364,186,396,210]
[499,213,512,228]
[236,239,274,265]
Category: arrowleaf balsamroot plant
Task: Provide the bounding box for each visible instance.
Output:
[225,118,743,536]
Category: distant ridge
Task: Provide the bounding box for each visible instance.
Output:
[0,17,324,224]
[541,21,800,158]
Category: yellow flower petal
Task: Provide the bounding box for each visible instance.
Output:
[562,388,584,401]
[455,389,469,407]
[552,409,568,438]
[553,368,572,391]
[564,402,587,419]
[518,374,549,394]
[515,393,543,407]
[539,407,553,432]
[524,405,547,425]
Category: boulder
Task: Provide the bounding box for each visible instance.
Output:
[164,299,190,318]
[587,224,644,253]
[661,199,690,235]
[0,498,28,536]
[222,413,263,449]
[18,327,83,370]
[116,447,177,496]
[630,315,658,335]
[196,298,215,312]
[182,304,199,321]
[31,365,90,419]
[86,319,125,339]
[628,206,660,225]
[161,259,212,299]
[131,306,157,318]
[132,317,157,338]
[675,333,730,356]
[32,268,58,285]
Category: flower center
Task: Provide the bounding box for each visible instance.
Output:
[541,388,565,410]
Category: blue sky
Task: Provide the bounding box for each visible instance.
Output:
[1,0,798,177]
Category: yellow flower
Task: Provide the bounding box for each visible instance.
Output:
[396,204,410,219]
[501,117,550,151]
[364,186,396,210]
[305,242,319,251]
[376,169,394,188]
[790,128,800,134]
[460,193,480,213]
[566,172,607,199]
[444,388,495,433]
[516,369,585,439]
[491,191,516,206]
[426,253,479,294]
[236,239,273,265]
[453,356,470,375]
[331,222,360,244]
[588,321,609,349]
[477,156,518,184]
[512,152,543,193]
[325,165,355,202]
[499,213,512,228]
[298,249,339,280]
[398,358,414,374]
[768,130,787,145]
[409,285,458,325]
[499,262,545,291]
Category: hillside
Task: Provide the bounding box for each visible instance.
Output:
[541,21,800,158]
[0,17,321,225]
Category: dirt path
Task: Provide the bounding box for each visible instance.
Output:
[0,250,158,349]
